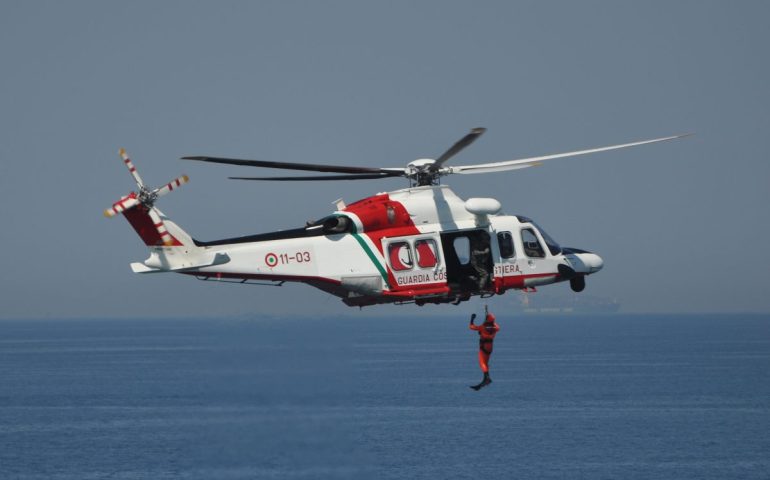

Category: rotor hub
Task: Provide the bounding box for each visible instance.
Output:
[407,158,441,186]
[138,186,158,208]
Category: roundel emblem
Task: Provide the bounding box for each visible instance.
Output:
[265,253,278,267]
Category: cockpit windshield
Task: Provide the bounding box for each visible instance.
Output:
[514,216,562,256]
[531,221,562,256]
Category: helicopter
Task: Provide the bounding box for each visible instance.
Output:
[104,128,688,307]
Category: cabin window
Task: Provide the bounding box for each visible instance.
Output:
[388,242,413,271]
[497,231,515,259]
[453,237,471,265]
[415,239,438,268]
[521,228,546,258]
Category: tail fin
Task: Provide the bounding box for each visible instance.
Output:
[122,204,193,247]
[117,203,231,274]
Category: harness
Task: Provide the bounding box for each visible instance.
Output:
[478,323,496,352]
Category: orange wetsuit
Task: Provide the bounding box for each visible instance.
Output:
[470,313,500,373]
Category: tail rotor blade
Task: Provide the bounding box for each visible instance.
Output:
[154,174,190,198]
[104,195,140,218]
[147,207,175,246]
[119,148,146,188]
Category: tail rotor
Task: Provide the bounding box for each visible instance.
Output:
[104,148,189,246]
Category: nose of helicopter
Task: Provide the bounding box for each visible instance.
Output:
[563,248,604,274]
[582,252,604,273]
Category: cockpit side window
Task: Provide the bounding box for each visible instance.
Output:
[497,231,515,259]
[521,228,546,258]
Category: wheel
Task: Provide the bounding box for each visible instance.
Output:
[570,276,586,292]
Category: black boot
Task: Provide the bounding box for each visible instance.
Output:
[470,372,492,391]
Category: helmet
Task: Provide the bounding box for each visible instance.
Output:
[485,312,496,323]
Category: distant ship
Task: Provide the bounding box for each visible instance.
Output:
[504,290,620,314]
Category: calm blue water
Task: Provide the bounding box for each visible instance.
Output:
[1,314,768,479]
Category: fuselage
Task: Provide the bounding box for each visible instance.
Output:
[176,185,603,306]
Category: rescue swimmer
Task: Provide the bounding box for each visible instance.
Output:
[469,306,500,391]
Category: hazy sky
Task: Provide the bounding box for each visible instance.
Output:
[1,1,768,319]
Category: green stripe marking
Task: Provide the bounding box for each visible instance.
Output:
[352,232,390,287]
[345,217,390,287]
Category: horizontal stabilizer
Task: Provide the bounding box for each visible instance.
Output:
[131,252,231,274]
[131,262,158,273]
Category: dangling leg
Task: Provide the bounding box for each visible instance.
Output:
[470,349,492,390]
[480,349,492,387]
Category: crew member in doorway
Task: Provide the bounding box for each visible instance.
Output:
[469,305,500,391]
[470,239,490,290]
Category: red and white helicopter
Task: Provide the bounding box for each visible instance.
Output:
[105,129,687,307]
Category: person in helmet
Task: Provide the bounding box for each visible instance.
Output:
[469,306,500,390]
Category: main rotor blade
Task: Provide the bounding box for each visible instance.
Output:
[229,173,404,181]
[448,133,692,175]
[182,156,397,175]
[431,127,486,171]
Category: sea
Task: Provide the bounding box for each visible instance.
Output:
[0,314,768,479]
